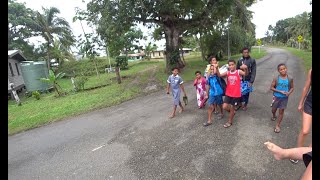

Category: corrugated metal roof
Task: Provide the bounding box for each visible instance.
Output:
[8,50,19,56]
[8,50,27,61]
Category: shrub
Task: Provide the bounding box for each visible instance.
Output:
[115,56,129,69]
[74,76,89,91]
[56,58,117,77]
[32,91,41,100]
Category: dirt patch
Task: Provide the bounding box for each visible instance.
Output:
[124,65,163,94]
[142,65,163,93]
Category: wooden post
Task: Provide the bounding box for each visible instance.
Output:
[71,77,77,91]
[10,83,21,106]
[115,67,121,84]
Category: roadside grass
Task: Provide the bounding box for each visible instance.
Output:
[8,60,160,135]
[267,45,311,71]
[282,47,312,71]
[8,48,268,135]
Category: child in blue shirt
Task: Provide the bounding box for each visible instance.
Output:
[270,63,294,133]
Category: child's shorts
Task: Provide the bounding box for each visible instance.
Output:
[304,97,312,115]
[272,96,288,109]
[208,95,223,105]
[223,95,241,106]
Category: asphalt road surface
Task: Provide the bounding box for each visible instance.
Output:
[8,47,311,180]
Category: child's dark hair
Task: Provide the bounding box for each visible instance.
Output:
[277,63,286,70]
[207,55,218,63]
[195,71,201,75]
[228,59,236,64]
[171,67,179,71]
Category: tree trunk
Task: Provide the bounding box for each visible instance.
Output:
[115,67,121,84]
[198,33,206,61]
[163,25,185,73]
[53,83,61,96]
[47,43,51,71]
[180,48,186,64]
[92,58,100,79]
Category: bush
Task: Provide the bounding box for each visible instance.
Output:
[115,56,129,69]
[74,76,89,91]
[32,91,41,100]
[56,58,117,77]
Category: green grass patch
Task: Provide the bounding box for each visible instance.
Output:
[282,47,311,71]
[266,45,311,71]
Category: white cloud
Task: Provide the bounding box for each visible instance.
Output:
[248,0,311,38]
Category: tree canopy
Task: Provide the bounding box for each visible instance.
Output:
[85,0,256,72]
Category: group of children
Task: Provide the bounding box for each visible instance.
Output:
[166,56,294,132]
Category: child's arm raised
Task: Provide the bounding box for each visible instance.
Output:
[239,64,248,76]
[215,63,227,77]
[193,78,198,86]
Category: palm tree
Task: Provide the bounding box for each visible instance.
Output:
[40,70,65,96]
[144,42,157,60]
[34,7,75,70]
[50,38,75,67]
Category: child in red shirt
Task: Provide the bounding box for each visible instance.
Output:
[215,59,248,128]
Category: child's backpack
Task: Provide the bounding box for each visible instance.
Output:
[216,64,228,96]
[217,77,227,96]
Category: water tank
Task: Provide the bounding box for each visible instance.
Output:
[20,61,50,92]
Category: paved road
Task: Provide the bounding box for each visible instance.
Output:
[9,47,311,179]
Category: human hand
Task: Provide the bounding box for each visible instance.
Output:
[248,82,252,87]
[240,64,247,69]
[298,104,303,112]
[193,79,198,86]
[205,94,208,99]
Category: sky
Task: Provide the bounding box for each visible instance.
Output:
[16,0,311,54]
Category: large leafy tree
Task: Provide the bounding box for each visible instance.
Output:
[200,10,256,60]
[85,0,256,72]
[102,27,144,57]
[272,19,291,43]
[269,9,311,49]
[34,7,75,70]
[8,0,39,59]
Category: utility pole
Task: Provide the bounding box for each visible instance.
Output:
[227,16,232,60]
[228,28,230,60]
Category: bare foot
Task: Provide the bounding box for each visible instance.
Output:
[179,108,184,113]
[264,142,285,160]
[169,114,175,118]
